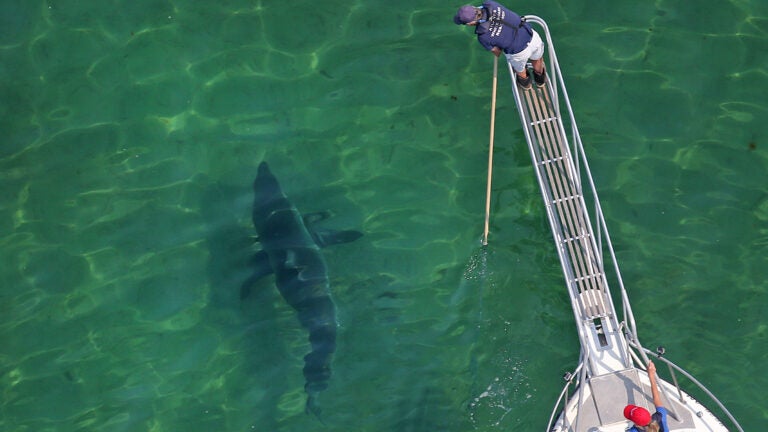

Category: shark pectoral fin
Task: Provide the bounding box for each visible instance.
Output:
[240,250,273,300]
[312,229,363,248]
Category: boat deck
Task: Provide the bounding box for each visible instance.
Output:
[519,83,609,320]
[576,369,696,430]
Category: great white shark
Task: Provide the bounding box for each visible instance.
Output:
[242,161,362,418]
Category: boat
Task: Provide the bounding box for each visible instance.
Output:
[496,16,744,432]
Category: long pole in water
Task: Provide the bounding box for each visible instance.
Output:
[482,55,499,246]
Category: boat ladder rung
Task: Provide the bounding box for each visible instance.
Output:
[552,194,580,205]
[562,233,591,244]
[529,116,559,126]
[573,273,602,284]
[538,155,566,166]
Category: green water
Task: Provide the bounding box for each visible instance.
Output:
[1,0,766,430]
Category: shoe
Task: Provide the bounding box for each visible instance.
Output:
[534,69,546,87]
[516,73,531,89]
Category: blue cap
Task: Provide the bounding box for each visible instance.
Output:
[454,5,477,25]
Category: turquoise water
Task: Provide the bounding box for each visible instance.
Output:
[1,0,766,430]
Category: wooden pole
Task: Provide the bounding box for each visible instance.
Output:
[482,55,499,246]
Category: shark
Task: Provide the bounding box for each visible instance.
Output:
[242,161,362,418]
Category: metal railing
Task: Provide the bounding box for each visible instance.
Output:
[544,344,744,432]
[627,341,744,432]
[500,15,744,432]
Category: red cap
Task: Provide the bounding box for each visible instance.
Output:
[624,405,651,426]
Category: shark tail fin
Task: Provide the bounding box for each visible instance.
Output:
[305,392,326,425]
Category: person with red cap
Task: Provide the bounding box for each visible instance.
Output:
[453,2,546,89]
[624,360,670,432]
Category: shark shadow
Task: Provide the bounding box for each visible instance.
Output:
[241,161,362,419]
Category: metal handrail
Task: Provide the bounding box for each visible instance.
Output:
[572,350,589,432]
[627,342,745,432]
[545,359,584,432]
[506,16,744,432]
[522,16,641,345]
[507,16,608,368]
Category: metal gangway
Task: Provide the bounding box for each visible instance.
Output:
[497,15,744,432]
